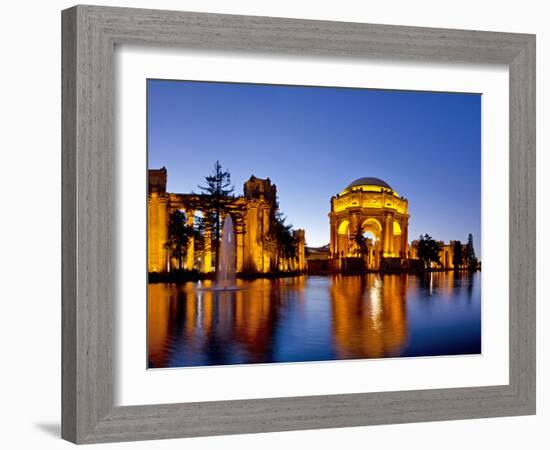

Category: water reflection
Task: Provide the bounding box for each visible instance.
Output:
[330,274,408,359]
[148,272,481,368]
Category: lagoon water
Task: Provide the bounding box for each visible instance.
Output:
[148,272,481,368]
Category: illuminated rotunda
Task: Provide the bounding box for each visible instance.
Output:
[329,177,409,270]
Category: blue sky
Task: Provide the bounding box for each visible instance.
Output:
[148,80,481,256]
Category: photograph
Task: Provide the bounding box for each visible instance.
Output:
[146,79,482,369]
[1,1,541,447]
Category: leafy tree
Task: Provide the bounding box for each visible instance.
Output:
[270,212,297,271]
[415,234,442,269]
[198,161,234,271]
[353,231,369,258]
[452,240,463,270]
[465,233,478,271]
[165,210,195,270]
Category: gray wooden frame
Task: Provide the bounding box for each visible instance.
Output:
[62,4,536,444]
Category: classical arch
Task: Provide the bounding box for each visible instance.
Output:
[361,218,383,269]
[362,217,383,240]
[338,219,350,234]
[392,220,402,235]
[392,220,403,257]
[337,220,350,258]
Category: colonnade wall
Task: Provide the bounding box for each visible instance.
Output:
[148,170,306,274]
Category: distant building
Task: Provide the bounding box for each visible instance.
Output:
[409,240,473,270]
[148,168,306,274]
[305,245,330,272]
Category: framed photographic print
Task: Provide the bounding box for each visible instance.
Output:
[62,5,536,444]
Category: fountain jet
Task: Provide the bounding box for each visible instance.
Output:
[215,215,237,289]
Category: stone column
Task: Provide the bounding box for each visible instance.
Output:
[245,204,258,272]
[261,206,271,273]
[293,229,306,271]
[349,213,360,257]
[382,214,389,256]
[336,221,341,258]
[389,214,396,256]
[350,213,359,236]
[203,228,212,273]
[329,198,335,258]
[147,194,159,272]
[401,219,408,257]
[147,194,169,273]
[186,210,194,270]
[329,216,336,258]
[235,218,244,273]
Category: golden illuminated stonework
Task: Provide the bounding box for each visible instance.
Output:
[328,177,409,270]
[148,168,306,274]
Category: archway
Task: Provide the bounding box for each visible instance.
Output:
[362,218,382,239]
[361,218,383,269]
[337,220,350,257]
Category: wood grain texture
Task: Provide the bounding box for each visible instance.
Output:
[61,4,536,444]
[61,7,77,443]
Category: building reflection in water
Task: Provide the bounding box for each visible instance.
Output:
[330,274,408,359]
[148,277,307,368]
[148,271,480,368]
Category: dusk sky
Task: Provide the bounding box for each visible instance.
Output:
[147,79,481,256]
